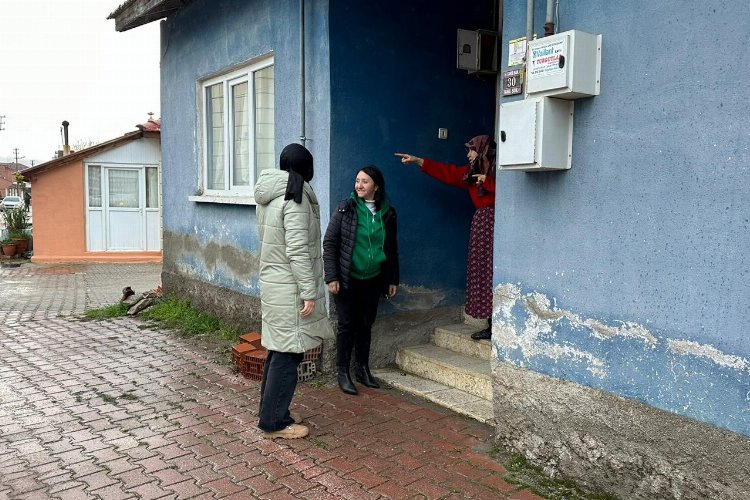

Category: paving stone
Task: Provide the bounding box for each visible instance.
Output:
[0,263,509,500]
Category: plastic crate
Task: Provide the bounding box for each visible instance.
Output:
[297,360,317,381]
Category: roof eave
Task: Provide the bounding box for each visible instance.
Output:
[24,130,146,178]
[108,0,192,32]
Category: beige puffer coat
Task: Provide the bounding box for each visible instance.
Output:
[254,169,332,352]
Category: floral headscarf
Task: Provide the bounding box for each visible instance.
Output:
[462,135,496,195]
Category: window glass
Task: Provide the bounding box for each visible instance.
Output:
[201,57,274,196]
[108,170,139,208]
[254,65,275,178]
[88,165,101,207]
[146,167,159,208]
[206,83,225,190]
[232,81,250,187]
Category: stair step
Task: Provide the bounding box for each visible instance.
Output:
[433,323,491,360]
[372,368,494,424]
[396,344,492,400]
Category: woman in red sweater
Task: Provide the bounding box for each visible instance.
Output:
[395,135,496,340]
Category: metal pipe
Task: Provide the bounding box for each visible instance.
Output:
[62,120,70,155]
[299,0,306,146]
[544,0,555,36]
[494,0,504,149]
[526,0,534,46]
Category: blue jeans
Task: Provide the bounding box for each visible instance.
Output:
[258,350,303,432]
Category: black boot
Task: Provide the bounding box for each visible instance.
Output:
[354,363,380,388]
[337,367,358,395]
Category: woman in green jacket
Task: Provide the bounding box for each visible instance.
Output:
[323,166,399,395]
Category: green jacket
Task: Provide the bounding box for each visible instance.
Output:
[254,169,333,352]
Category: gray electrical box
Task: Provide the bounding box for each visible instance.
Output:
[526,29,602,99]
[498,97,574,171]
[457,29,499,74]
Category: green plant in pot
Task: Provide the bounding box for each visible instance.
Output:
[1,238,17,257]
[3,207,30,256]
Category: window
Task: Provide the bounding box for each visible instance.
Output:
[201,56,274,198]
[88,165,101,207]
[146,167,159,208]
[108,170,139,208]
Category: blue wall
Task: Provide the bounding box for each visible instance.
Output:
[328,0,497,306]
[160,0,330,294]
[494,1,750,435]
[160,0,497,310]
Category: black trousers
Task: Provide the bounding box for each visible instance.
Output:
[258,350,303,432]
[334,276,382,368]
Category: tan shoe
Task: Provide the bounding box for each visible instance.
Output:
[263,424,309,439]
[290,411,302,424]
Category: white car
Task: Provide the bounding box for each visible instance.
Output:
[1,196,23,211]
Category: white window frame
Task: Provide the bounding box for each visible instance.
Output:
[194,55,274,204]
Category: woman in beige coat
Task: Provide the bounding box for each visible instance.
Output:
[254,143,331,439]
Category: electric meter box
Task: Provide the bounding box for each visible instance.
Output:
[498,97,574,171]
[457,29,499,74]
[526,29,602,99]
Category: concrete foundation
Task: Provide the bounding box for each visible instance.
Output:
[163,266,460,374]
[492,360,750,500]
[162,269,262,334]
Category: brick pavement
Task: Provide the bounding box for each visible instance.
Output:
[0,263,543,499]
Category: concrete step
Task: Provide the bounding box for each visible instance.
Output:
[432,323,491,361]
[372,367,494,425]
[395,343,492,401]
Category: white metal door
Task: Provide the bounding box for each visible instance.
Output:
[104,168,142,251]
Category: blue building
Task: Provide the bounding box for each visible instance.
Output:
[111,0,750,497]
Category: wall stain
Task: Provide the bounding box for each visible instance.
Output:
[668,339,750,373]
[163,230,259,287]
[493,285,607,378]
[494,283,749,381]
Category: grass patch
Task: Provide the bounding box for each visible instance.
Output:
[101,393,117,404]
[310,437,329,450]
[84,303,129,320]
[140,297,239,341]
[309,380,326,389]
[501,452,619,500]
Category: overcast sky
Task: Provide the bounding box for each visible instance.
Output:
[0,0,160,166]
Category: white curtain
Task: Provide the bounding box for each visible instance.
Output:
[108,170,139,208]
[232,81,249,187]
[146,167,158,208]
[88,165,101,207]
[254,65,275,178]
[206,83,225,190]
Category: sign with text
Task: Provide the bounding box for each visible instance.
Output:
[502,68,523,96]
[508,36,527,67]
[529,38,566,79]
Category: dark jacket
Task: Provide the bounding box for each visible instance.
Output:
[323,197,399,293]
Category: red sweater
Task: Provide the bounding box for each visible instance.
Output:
[420,158,496,209]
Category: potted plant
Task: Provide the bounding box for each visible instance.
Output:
[3,207,30,255]
[1,239,17,257]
